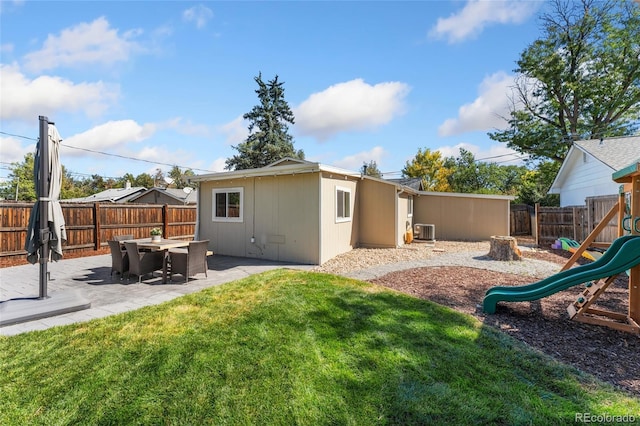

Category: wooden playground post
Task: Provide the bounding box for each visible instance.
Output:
[566,162,640,334]
[613,162,640,329]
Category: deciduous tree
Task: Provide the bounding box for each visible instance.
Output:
[402,148,452,192]
[489,0,640,162]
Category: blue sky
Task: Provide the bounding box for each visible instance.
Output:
[1,0,545,183]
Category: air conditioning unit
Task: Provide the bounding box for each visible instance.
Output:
[413,223,435,241]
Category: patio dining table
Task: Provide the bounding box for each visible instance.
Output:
[121,238,190,283]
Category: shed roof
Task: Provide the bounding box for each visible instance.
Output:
[189,158,420,194]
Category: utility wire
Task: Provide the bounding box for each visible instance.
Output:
[0,131,37,141]
[60,143,216,173]
[0,130,216,174]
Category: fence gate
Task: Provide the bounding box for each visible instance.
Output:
[510,204,533,235]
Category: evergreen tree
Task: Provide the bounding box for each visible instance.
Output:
[360,160,382,178]
[226,73,304,170]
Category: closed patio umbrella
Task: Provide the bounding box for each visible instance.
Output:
[24,116,66,298]
[0,115,90,326]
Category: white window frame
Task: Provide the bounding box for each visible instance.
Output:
[213,187,243,222]
[408,196,414,217]
[335,186,352,223]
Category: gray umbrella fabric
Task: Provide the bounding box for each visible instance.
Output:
[25,123,66,264]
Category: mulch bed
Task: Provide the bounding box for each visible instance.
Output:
[370,248,640,398]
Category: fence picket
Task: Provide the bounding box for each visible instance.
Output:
[0,202,196,267]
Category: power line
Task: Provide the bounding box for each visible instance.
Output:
[0,130,216,174]
[0,131,37,141]
[60,143,216,173]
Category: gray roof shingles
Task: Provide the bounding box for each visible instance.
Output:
[575,135,640,171]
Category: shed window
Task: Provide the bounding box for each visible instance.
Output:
[336,186,351,222]
[408,196,414,217]
[213,187,243,222]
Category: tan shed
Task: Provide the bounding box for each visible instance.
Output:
[412,191,513,241]
[190,158,512,265]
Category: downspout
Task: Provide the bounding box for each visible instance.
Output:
[396,188,404,247]
[191,178,200,240]
[318,172,323,265]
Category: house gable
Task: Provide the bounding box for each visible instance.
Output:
[549,135,640,207]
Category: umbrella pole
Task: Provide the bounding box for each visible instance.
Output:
[38,116,50,299]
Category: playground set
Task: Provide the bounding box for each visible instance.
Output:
[484,162,640,334]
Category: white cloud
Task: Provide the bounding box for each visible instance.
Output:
[0,0,25,15]
[0,43,13,53]
[62,120,156,156]
[0,136,35,165]
[161,117,210,137]
[332,146,387,171]
[219,115,248,145]
[209,157,227,172]
[0,63,119,121]
[438,71,515,136]
[295,79,410,140]
[23,17,143,72]
[183,5,214,29]
[436,142,526,165]
[429,0,539,44]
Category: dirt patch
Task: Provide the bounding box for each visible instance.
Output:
[370,247,640,398]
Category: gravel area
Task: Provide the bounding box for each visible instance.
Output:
[313,239,559,280]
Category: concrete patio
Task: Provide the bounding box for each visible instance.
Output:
[0,254,314,336]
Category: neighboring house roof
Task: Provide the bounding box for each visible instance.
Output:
[189,158,420,194]
[386,177,425,191]
[550,135,640,193]
[129,187,198,204]
[63,186,147,203]
[574,135,640,171]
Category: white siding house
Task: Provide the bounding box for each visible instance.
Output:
[549,136,640,207]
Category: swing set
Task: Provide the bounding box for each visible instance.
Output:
[564,162,640,334]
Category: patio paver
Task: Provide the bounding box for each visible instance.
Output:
[0,254,314,336]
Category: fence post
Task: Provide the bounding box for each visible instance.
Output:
[534,203,540,247]
[94,202,101,251]
[163,204,169,239]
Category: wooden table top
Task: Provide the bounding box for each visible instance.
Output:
[121,238,190,251]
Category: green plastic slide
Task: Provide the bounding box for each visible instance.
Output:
[483,235,640,314]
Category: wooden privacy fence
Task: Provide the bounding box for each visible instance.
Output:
[510,204,533,235]
[0,202,196,267]
[535,195,619,248]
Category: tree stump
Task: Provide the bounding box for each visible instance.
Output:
[487,236,522,261]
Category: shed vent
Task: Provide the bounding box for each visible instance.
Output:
[414,224,435,241]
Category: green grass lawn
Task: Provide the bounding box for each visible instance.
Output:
[1,270,639,425]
